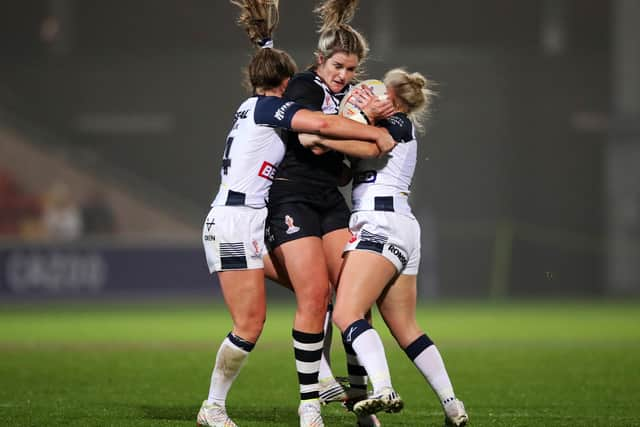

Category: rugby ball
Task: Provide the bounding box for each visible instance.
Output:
[339,79,388,124]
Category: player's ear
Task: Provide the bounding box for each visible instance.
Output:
[277,77,290,96]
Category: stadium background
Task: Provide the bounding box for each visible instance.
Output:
[2,0,638,299]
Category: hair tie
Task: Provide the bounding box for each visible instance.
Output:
[258,38,274,49]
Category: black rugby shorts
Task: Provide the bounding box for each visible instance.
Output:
[265,183,350,250]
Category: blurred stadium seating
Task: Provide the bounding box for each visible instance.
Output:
[1,0,638,299]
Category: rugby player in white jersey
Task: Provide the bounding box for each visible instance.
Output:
[196,2,395,427]
[301,69,469,427]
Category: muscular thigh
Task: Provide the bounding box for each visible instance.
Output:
[334,251,396,328]
[322,227,351,288]
[218,269,267,319]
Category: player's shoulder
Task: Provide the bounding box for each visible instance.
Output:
[291,70,318,84]
[284,70,325,109]
[230,96,258,125]
[236,96,258,110]
[379,113,414,143]
[254,96,304,127]
[288,70,323,92]
[255,95,287,110]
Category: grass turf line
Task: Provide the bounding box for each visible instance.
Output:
[0,301,639,426]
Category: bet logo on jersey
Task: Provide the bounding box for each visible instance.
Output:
[258,161,277,181]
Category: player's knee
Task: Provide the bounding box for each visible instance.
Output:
[332,306,360,332]
[296,282,330,305]
[234,311,266,341]
[296,294,329,322]
[297,299,328,319]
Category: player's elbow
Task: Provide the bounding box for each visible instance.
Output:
[312,116,331,133]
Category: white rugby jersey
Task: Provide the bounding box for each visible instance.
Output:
[211,96,304,208]
[351,113,417,218]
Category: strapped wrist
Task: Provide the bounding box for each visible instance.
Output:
[359,110,371,125]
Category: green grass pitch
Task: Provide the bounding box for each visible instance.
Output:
[1,299,639,426]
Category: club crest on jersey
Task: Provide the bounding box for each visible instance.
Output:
[284,215,300,235]
[258,161,277,181]
[251,239,261,257]
[324,96,332,109]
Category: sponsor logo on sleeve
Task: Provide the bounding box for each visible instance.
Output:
[274,101,294,121]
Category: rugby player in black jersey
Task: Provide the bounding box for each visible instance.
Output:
[265,1,395,426]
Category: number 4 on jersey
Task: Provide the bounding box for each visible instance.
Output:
[222,137,234,175]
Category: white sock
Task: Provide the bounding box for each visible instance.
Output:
[318,306,335,383]
[413,345,455,405]
[351,329,392,393]
[207,337,250,406]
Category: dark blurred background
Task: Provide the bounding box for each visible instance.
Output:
[1,0,638,300]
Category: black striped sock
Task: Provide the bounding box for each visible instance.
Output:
[292,329,324,401]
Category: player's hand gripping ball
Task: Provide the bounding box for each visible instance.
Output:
[339,79,388,124]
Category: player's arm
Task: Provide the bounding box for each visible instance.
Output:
[299,133,381,159]
[253,96,395,153]
[301,112,414,158]
[282,77,394,151]
[298,133,331,155]
[291,110,395,154]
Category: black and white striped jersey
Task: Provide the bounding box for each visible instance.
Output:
[275,70,352,188]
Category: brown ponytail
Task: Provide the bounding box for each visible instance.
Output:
[231,0,297,93]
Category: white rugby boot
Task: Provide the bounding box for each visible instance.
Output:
[353,387,403,416]
[298,399,324,427]
[443,398,469,426]
[196,400,237,427]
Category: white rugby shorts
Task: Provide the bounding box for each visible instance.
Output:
[344,210,421,275]
[202,205,268,272]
